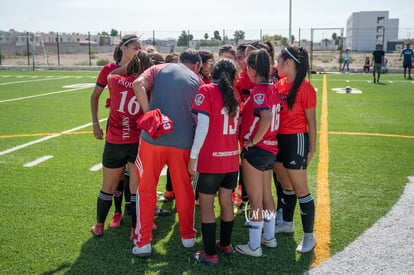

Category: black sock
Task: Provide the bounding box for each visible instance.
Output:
[298,194,315,233]
[113,179,124,213]
[202,222,216,256]
[130,194,137,228]
[282,189,297,222]
[123,172,131,210]
[166,168,173,192]
[272,173,283,210]
[220,220,233,246]
[97,191,113,223]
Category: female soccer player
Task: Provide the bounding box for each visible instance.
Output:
[273,46,317,254]
[235,49,280,257]
[91,50,153,240]
[90,35,141,227]
[198,50,214,84]
[189,58,240,267]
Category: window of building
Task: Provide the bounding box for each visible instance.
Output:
[377,17,384,24]
[376,26,385,34]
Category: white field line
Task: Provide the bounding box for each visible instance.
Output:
[0,87,89,103]
[89,163,103,172]
[24,155,53,167]
[0,118,107,156]
[0,76,71,86]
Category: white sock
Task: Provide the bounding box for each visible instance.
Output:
[263,214,275,240]
[249,220,263,250]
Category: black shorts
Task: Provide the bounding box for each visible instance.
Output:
[194,172,238,195]
[276,133,309,170]
[102,141,139,169]
[403,61,412,69]
[241,146,276,171]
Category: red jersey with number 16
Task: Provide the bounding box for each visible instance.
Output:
[192,83,241,173]
[106,75,143,144]
[240,82,280,154]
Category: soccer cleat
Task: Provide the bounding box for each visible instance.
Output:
[276,221,294,234]
[235,243,263,257]
[109,212,122,228]
[193,251,218,267]
[296,233,317,253]
[91,223,104,236]
[261,236,277,248]
[165,190,175,200]
[154,207,171,216]
[130,228,137,241]
[216,240,234,256]
[232,192,242,207]
[132,243,151,258]
[181,237,196,248]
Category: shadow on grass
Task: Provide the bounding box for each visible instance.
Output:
[45,200,314,274]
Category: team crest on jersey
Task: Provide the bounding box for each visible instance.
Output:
[254,94,265,105]
[195,94,205,106]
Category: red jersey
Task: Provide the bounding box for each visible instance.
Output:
[198,72,211,84]
[276,77,316,134]
[192,83,241,173]
[234,70,255,103]
[240,82,280,154]
[106,75,143,144]
[96,63,120,88]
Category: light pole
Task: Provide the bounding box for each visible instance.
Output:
[289,0,292,45]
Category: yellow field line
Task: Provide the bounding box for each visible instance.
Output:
[326,131,414,139]
[313,74,330,267]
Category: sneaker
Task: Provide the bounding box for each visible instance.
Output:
[109,212,122,228]
[91,223,104,236]
[261,236,277,248]
[193,251,218,267]
[130,228,137,241]
[235,243,263,257]
[216,240,234,256]
[276,221,294,234]
[165,190,175,200]
[132,243,151,257]
[232,192,242,207]
[154,207,171,216]
[181,237,196,248]
[296,233,317,253]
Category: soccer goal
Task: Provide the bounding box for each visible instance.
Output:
[14,33,49,70]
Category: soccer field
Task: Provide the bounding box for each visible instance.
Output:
[0,70,413,274]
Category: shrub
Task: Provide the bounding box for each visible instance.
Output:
[96,58,110,66]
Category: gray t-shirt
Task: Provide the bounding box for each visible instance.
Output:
[141,63,200,149]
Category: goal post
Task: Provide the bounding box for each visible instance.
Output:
[14,33,49,70]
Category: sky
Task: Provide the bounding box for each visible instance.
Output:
[1,0,413,41]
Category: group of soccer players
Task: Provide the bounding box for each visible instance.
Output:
[89,35,317,267]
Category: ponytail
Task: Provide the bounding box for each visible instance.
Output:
[212,58,238,117]
[126,50,154,77]
[113,34,139,63]
[246,49,271,82]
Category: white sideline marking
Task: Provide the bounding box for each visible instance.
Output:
[0,87,88,103]
[0,118,107,156]
[24,155,53,167]
[62,83,95,89]
[89,163,103,172]
[0,76,70,86]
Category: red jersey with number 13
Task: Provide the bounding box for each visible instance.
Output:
[192,83,241,173]
[106,75,143,144]
[240,82,280,154]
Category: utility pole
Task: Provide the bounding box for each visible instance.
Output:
[289,0,292,45]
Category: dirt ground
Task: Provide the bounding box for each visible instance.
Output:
[0,51,405,73]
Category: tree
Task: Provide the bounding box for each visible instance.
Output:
[234,30,245,45]
[177,30,193,46]
[213,30,221,41]
[100,31,109,36]
[110,29,118,37]
[204,33,209,40]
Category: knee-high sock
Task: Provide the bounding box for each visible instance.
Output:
[97,191,112,223]
[113,179,124,213]
[282,189,297,222]
[220,220,233,246]
[298,194,315,233]
[272,172,283,210]
[263,213,275,240]
[202,222,216,256]
[123,172,131,209]
[248,220,263,250]
[130,194,137,228]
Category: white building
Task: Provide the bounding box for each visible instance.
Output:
[346,11,399,51]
